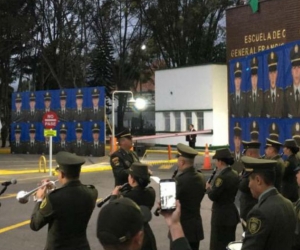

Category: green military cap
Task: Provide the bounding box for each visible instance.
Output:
[290,44,300,67]
[265,138,282,150]
[250,121,259,141]
[92,123,100,133]
[76,89,84,99]
[97,197,151,245]
[29,92,36,101]
[267,51,278,72]
[29,124,36,133]
[292,122,300,145]
[242,140,261,150]
[269,122,279,141]
[176,143,198,159]
[15,93,22,102]
[250,57,258,75]
[92,88,100,98]
[116,128,132,140]
[126,162,150,179]
[283,139,299,153]
[44,91,51,100]
[60,90,67,100]
[15,124,21,133]
[55,151,85,173]
[241,156,277,174]
[233,122,242,137]
[60,123,67,134]
[75,123,83,132]
[212,148,233,160]
[234,62,242,78]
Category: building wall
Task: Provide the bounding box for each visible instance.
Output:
[226,0,300,60]
[152,65,228,147]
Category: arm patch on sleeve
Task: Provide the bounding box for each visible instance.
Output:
[248,217,261,234]
[215,177,223,187]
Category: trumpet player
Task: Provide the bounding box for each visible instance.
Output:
[30,151,98,250]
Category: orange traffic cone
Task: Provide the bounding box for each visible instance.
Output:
[168,145,172,160]
[202,143,212,170]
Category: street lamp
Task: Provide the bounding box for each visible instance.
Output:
[111,90,135,152]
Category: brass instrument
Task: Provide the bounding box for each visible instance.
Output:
[16,180,58,204]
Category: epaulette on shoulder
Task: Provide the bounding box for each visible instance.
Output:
[84,184,95,189]
[48,186,66,195]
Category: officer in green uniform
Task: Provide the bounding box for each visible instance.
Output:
[264,138,284,192]
[246,57,263,117]
[263,51,284,118]
[206,148,239,250]
[293,166,300,249]
[249,121,259,141]
[268,122,280,141]
[111,163,157,250]
[238,141,260,230]
[30,151,98,250]
[282,139,299,202]
[175,143,205,250]
[97,198,192,250]
[285,44,300,118]
[25,124,40,154]
[241,156,296,250]
[232,122,243,174]
[110,128,140,186]
[11,124,25,154]
[230,62,246,118]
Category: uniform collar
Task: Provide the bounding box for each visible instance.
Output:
[258,187,277,204]
[62,179,81,188]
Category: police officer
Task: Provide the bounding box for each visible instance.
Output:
[175,143,205,250]
[232,122,243,174]
[246,57,263,117]
[87,88,105,122]
[285,44,300,118]
[30,151,98,250]
[293,166,300,249]
[230,62,246,118]
[11,124,24,154]
[282,139,299,202]
[72,89,87,122]
[57,90,71,122]
[26,92,40,123]
[264,138,284,192]
[25,124,40,154]
[249,120,259,141]
[111,162,157,250]
[241,156,296,250]
[40,92,52,120]
[71,123,87,156]
[87,123,105,157]
[54,123,71,154]
[206,148,239,250]
[268,122,280,141]
[263,51,284,118]
[239,141,260,230]
[110,128,140,186]
[40,136,50,155]
[12,93,25,123]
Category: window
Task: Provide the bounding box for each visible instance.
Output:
[164,112,170,131]
[196,111,204,130]
[185,111,192,130]
[174,112,181,131]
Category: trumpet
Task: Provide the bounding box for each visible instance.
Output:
[16,180,58,204]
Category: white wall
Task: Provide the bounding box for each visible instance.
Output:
[152,64,228,147]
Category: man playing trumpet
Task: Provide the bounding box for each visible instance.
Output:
[30,151,98,250]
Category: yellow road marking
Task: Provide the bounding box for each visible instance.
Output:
[0,220,30,234]
[158,164,173,169]
[0,193,16,199]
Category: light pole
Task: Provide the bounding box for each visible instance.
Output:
[111,90,135,152]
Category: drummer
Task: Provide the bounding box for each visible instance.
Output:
[240,156,296,250]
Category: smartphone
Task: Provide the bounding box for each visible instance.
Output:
[159,179,176,211]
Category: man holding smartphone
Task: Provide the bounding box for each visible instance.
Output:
[174,143,206,250]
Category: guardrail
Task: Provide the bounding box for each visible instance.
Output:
[38,156,55,175]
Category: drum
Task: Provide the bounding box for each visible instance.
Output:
[226,241,243,250]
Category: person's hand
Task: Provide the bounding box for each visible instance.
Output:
[205,181,211,190]
[35,180,49,200]
[112,186,121,195]
[160,200,181,227]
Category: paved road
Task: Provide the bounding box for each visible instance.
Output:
[0,154,243,250]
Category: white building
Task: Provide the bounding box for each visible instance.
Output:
[150,64,229,147]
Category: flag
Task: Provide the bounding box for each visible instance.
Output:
[249,0,258,13]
